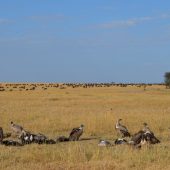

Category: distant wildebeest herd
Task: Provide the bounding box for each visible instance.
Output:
[0,83,165,92]
[0,119,161,149]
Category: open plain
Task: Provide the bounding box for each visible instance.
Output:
[0,84,170,170]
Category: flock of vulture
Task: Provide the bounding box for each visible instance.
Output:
[99,119,160,148]
[0,119,160,149]
[0,123,85,146]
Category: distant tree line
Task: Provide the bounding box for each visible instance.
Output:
[164,72,170,88]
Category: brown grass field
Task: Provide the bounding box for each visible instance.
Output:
[0,84,170,170]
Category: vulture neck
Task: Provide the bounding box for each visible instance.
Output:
[116,120,121,128]
[143,125,151,132]
[79,126,83,130]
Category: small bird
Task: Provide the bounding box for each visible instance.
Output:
[0,127,3,143]
[115,119,131,137]
[10,121,23,136]
[69,124,84,141]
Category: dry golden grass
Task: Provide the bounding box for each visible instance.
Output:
[0,84,170,170]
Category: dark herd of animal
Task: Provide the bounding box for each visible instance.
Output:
[0,120,161,149]
[0,83,165,92]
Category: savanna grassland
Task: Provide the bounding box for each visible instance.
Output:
[0,84,170,170]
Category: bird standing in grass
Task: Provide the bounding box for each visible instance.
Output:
[142,122,160,144]
[10,121,23,136]
[69,124,84,141]
[115,119,131,138]
[129,122,160,147]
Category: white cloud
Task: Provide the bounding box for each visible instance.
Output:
[97,6,114,10]
[159,14,170,19]
[0,18,12,25]
[96,14,170,29]
[28,14,66,22]
[100,20,136,29]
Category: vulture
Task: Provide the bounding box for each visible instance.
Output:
[19,130,32,144]
[144,131,160,144]
[55,136,69,142]
[20,130,48,144]
[45,139,56,144]
[0,127,3,143]
[20,130,35,144]
[98,140,112,147]
[142,123,153,134]
[2,140,23,146]
[130,123,160,146]
[114,138,128,145]
[69,124,84,141]
[32,133,47,144]
[130,130,146,146]
[10,121,23,136]
[115,119,131,137]
[142,122,160,144]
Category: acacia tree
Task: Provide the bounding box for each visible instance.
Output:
[164,72,170,88]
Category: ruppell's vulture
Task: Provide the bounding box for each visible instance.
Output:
[142,123,160,144]
[115,119,131,137]
[69,124,84,141]
[130,124,160,146]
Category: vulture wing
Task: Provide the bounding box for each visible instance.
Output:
[119,125,128,132]
[144,132,160,144]
[69,127,79,137]
[119,125,130,137]
[0,127,3,142]
[131,131,144,145]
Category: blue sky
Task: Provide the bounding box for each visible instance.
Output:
[0,0,170,83]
